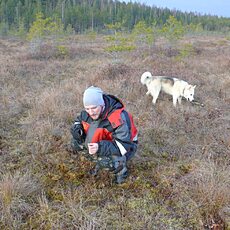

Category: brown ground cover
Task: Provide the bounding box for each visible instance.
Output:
[0,34,229,229]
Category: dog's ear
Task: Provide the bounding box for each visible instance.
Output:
[188,84,196,89]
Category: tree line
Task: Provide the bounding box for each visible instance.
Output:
[1,0,230,36]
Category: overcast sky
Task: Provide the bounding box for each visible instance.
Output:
[123,0,230,18]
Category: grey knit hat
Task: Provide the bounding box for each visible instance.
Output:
[83,86,104,107]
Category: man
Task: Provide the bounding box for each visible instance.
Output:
[70,86,138,184]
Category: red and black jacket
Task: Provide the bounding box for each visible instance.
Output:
[71,94,138,158]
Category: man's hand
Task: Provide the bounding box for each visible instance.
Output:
[88,143,98,155]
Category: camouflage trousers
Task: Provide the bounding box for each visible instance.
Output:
[71,138,128,183]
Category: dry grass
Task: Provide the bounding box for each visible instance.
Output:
[0,34,230,229]
[0,171,40,229]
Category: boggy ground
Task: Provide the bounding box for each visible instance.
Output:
[0,34,230,229]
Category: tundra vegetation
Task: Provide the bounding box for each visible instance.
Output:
[0,3,230,230]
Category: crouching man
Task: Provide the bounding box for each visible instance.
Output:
[70,86,138,184]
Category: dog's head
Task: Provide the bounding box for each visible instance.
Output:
[140,71,153,85]
[183,85,196,102]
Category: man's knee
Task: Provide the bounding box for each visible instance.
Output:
[126,143,137,161]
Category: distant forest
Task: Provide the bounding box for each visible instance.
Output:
[1,0,230,34]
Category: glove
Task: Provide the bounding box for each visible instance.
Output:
[70,122,86,144]
[71,138,84,152]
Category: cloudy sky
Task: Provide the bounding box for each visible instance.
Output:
[123,0,230,18]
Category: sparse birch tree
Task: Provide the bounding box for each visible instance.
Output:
[161,15,186,44]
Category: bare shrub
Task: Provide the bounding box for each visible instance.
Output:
[29,38,44,56]
[0,171,40,229]
[28,190,108,229]
[68,46,99,59]
[21,79,84,155]
[164,45,180,57]
[65,198,107,229]
[174,160,230,225]
[100,63,133,79]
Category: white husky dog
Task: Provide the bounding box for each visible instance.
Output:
[141,71,196,107]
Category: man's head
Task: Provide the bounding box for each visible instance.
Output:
[83,86,105,120]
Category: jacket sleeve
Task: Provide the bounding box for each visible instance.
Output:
[97,112,136,157]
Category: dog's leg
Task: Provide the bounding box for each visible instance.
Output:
[172,95,178,107]
[152,97,157,104]
[151,91,160,104]
[146,90,150,95]
[178,96,182,105]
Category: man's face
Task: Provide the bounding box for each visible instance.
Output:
[85,105,103,120]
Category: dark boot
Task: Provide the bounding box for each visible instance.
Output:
[115,167,128,184]
[112,155,128,184]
